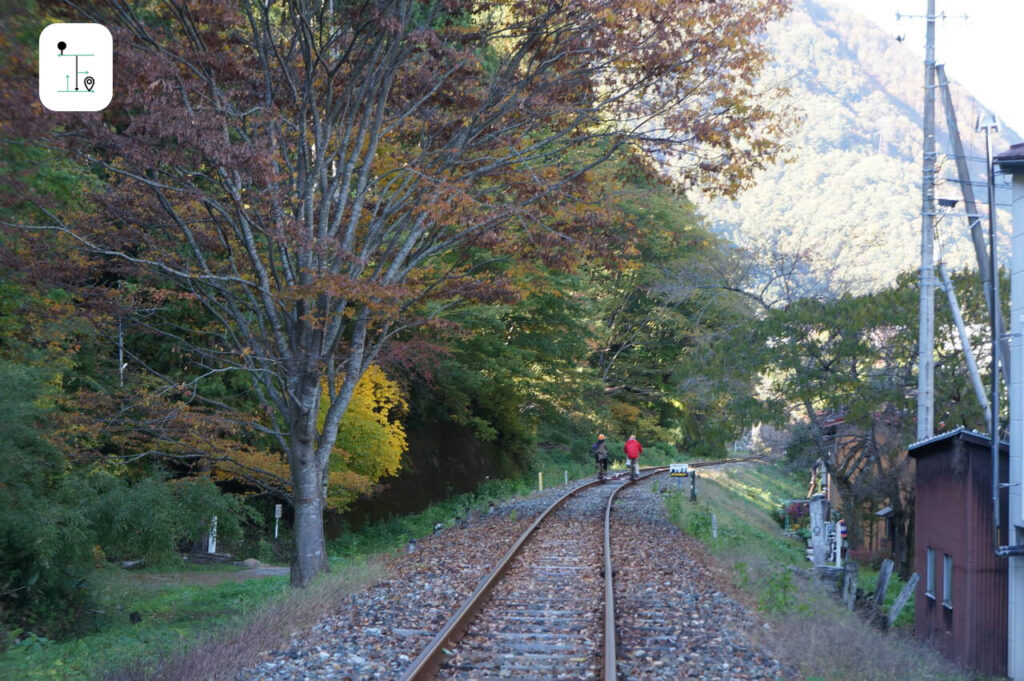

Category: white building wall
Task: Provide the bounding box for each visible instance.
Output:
[1007,171,1024,681]
[1013,553,1024,681]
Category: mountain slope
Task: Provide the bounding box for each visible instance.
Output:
[695,0,1018,297]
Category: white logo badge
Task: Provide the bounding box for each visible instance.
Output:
[39,23,113,112]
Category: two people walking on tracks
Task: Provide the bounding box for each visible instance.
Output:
[591,433,643,481]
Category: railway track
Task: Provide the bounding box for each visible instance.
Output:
[689,454,764,470]
[399,456,764,680]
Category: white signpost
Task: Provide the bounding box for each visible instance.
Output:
[670,463,690,491]
[669,463,690,477]
[274,503,283,539]
[207,515,218,554]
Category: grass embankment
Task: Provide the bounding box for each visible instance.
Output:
[329,477,535,557]
[664,461,992,681]
[0,477,541,681]
[0,559,377,681]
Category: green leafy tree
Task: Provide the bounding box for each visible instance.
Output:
[0,361,93,639]
[585,179,763,455]
[76,472,252,566]
[757,270,994,575]
[757,285,917,551]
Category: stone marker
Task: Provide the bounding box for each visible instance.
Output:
[808,495,829,566]
[886,572,919,629]
[873,558,894,608]
[842,562,858,610]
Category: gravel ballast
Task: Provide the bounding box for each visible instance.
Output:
[236,474,787,680]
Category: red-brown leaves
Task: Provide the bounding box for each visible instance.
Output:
[1,0,791,567]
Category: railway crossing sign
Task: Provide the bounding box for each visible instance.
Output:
[669,463,690,477]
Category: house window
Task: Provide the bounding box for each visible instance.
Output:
[942,553,953,609]
[925,547,935,598]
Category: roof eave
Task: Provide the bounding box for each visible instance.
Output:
[995,143,1024,173]
[907,426,1008,458]
[995,157,1024,174]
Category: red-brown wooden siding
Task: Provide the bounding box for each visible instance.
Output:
[910,430,1009,678]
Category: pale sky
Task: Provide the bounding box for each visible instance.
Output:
[831,0,1024,136]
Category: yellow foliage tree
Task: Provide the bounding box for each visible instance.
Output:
[320,364,407,511]
[161,365,407,514]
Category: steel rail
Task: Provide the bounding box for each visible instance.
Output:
[602,472,627,678]
[601,459,760,680]
[689,454,765,469]
[603,489,618,680]
[399,457,763,680]
[602,467,666,679]
[399,476,605,681]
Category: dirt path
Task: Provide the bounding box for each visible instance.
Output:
[123,564,291,588]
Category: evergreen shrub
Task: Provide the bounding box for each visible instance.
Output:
[0,362,94,640]
[79,472,252,567]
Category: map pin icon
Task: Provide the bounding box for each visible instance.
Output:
[84,76,95,92]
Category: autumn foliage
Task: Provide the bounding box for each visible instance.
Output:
[323,365,408,511]
[2,0,790,585]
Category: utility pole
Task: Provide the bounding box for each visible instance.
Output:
[917,0,937,440]
[937,65,1010,384]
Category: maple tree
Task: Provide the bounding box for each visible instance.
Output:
[3,0,789,584]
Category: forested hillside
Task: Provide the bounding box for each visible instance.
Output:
[696,0,1020,298]
[0,0,1011,655]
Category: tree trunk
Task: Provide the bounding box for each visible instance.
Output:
[891,482,915,578]
[290,434,329,586]
[898,508,914,578]
[833,478,864,550]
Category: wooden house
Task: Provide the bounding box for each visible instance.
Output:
[818,408,910,564]
[908,427,1009,678]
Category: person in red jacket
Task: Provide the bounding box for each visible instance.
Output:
[624,434,642,480]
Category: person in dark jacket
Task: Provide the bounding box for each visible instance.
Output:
[624,434,642,479]
[592,433,609,479]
